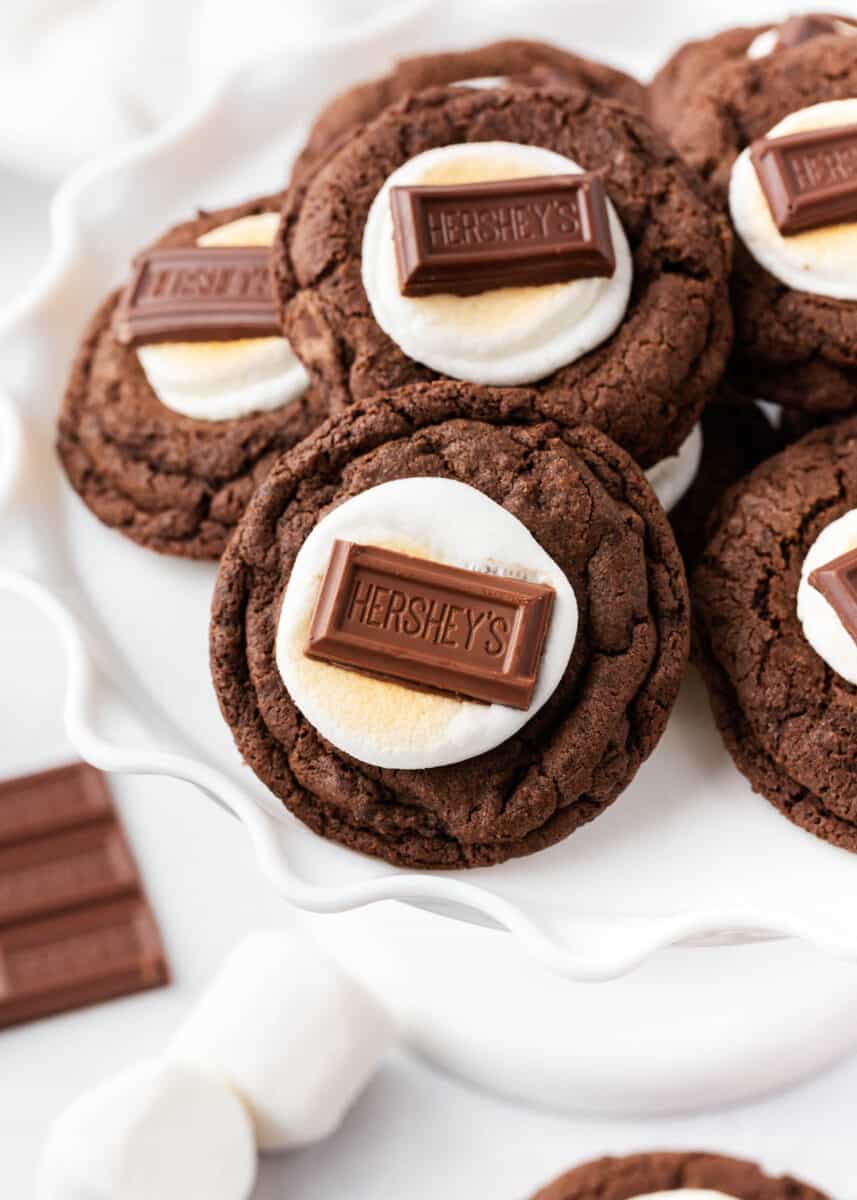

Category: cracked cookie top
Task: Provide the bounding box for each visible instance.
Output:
[529,1151,829,1200]
[693,416,857,850]
[668,38,857,414]
[274,86,732,469]
[210,381,689,869]
[290,38,646,189]
[57,195,331,560]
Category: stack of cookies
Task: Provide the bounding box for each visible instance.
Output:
[56,21,857,868]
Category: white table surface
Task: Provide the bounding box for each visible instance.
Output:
[2,161,857,1200]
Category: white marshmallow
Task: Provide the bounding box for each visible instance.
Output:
[797,507,857,683]
[452,75,510,89]
[730,99,857,300]
[747,19,857,59]
[168,931,395,1152]
[38,1060,256,1200]
[275,477,578,771]
[361,141,632,386]
[137,211,309,421]
[645,422,702,513]
[629,1192,736,1200]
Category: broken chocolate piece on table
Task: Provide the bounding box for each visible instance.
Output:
[306,540,554,710]
[750,121,857,235]
[0,762,169,1029]
[809,543,857,645]
[112,245,281,346]
[390,174,615,296]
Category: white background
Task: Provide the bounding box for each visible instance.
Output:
[4,3,857,1196]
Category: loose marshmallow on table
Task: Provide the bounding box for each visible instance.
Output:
[362,141,632,386]
[38,1060,256,1200]
[798,507,857,684]
[168,930,395,1151]
[275,477,579,771]
[730,99,857,300]
[137,211,309,421]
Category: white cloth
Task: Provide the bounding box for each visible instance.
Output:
[0,0,418,180]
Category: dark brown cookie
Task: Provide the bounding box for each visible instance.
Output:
[693,415,857,851]
[649,13,855,135]
[668,37,857,415]
[57,195,331,559]
[210,381,689,869]
[292,39,646,188]
[275,86,732,470]
[530,1151,828,1200]
[670,397,783,573]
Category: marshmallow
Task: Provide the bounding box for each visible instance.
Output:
[168,931,395,1152]
[747,18,856,59]
[275,477,578,770]
[137,211,309,421]
[361,141,632,386]
[645,422,702,513]
[629,1193,736,1200]
[730,100,857,300]
[38,1060,256,1200]
[797,507,857,683]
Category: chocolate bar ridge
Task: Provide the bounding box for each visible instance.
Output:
[390,173,615,296]
[113,245,280,346]
[305,540,555,710]
[750,121,857,235]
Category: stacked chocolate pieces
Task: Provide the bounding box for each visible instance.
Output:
[0,763,168,1028]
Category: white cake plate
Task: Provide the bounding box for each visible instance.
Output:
[3,0,857,1113]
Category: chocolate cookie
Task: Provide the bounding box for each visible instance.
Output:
[649,13,856,135]
[668,38,857,414]
[694,416,857,851]
[670,397,783,572]
[275,86,732,469]
[292,39,646,187]
[530,1151,828,1200]
[210,382,689,869]
[58,195,331,559]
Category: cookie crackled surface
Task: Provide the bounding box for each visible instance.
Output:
[210,382,689,870]
[529,1151,829,1200]
[274,86,732,469]
[57,196,330,559]
[694,416,857,851]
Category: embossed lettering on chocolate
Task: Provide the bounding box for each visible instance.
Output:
[210,381,690,869]
[390,175,614,295]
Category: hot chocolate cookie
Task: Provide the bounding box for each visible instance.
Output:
[530,1151,828,1200]
[669,39,857,414]
[649,13,857,134]
[292,39,645,188]
[210,382,689,869]
[694,415,857,851]
[58,195,330,559]
[274,86,732,470]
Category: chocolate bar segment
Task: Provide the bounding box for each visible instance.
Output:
[305,540,555,709]
[0,762,112,848]
[390,173,615,296]
[113,246,280,346]
[751,122,857,235]
[0,898,167,1030]
[0,762,168,1028]
[809,544,857,645]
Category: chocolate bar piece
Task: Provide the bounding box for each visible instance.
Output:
[390,174,615,296]
[0,763,168,1028]
[305,540,555,709]
[809,544,857,645]
[113,246,280,346]
[751,122,857,235]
